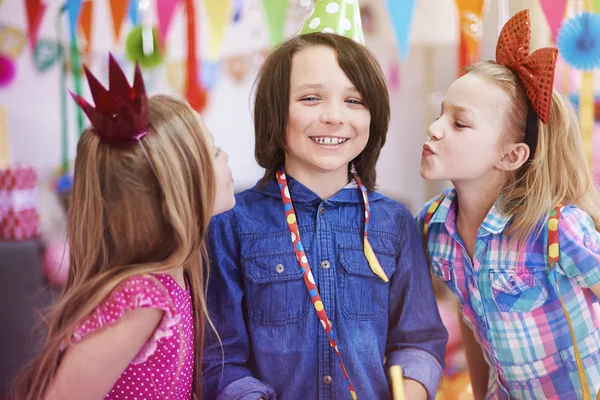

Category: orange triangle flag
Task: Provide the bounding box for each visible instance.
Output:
[79,0,94,54]
[109,0,128,42]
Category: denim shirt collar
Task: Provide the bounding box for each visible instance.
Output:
[251,175,385,204]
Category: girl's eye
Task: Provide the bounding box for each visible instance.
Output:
[455,122,467,129]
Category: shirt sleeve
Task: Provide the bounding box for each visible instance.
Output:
[202,211,276,400]
[556,205,600,288]
[385,204,448,400]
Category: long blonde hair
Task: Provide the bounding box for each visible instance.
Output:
[463,61,600,245]
[12,95,215,399]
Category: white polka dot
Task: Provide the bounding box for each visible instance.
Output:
[341,17,351,30]
[301,255,307,264]
[308,271,315,284]
[280,172,286,180]
[309,17,321,29]
[345,0,355,3]
[326,2,339,13]
[284,186,290,198]
[322,27,335,33]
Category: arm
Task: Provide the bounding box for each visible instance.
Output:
[385,206,449,400]
[46,307,162,400]
[556,206,600,294]
[458,313,488,400]
[202,211,276,400]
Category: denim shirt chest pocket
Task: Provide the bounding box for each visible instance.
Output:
[489,268,550,313]
[338,244,397,320]
[242,249,310,326]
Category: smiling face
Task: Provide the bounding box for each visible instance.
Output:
[284,45,371,179]
[420,72,517,185]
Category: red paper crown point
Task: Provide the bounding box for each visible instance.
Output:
[70,53,149,146]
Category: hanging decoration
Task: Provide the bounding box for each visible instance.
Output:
[129,0,140,26]
[262,0,289,48]
[109,0,129,42]
[79,0,93,55]
[166,59,222,92]
[454,0,485,71]
[33,38,62,72]
[25,0,47,52]
[0,26,27,58]
[557,12,600,71]
[538,0,569,43]
[66,0,83,37]
[203,0,234,61]
[125,26,164,68]
[0,106,8,168]
[0,54,16,88]
[385,0,416,60]
[184,0,208,112]
[157,0,180,44]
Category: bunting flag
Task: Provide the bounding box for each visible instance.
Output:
[109,0,129,41]
[79,0,93,54]
[594,0,600,13]
[203,0,233,61]
[66,0,83,37]
[184,0,208,112]
[454,0,485,70]
[129,0,140,26]
[385,0,416,60]
[233,0,243,22]
[25,0,47,51]
[539,0,569,43]
[261,0,288,47]
[157,0,180,44]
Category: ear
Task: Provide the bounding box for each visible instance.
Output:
[496,142,530,172]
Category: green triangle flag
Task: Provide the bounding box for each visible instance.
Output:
[262,0,289,47]
[299,0,364,44]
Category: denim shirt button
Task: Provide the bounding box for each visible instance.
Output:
[321,260,330,270]
[323,375,332,384]
[320,206,326,215]
[275,264,285,273]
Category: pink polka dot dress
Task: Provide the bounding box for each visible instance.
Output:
[71,273,195,399]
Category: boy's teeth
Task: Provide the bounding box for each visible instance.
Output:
[312,137,348,145]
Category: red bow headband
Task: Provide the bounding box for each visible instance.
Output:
[496,9,558,123]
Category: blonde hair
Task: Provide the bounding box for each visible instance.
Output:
[463,61,600,245]
[12,95,215,399]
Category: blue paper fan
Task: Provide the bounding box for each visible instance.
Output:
[557,12,600,71]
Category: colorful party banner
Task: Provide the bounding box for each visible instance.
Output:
[203,0,233,61]
[539,0,568,43]
[79,0,93,54]
[25,0,47,51]
[454,0,485,70]
[66,0,83,37]
[261,0,288,47]
[109,0,129,41]
[129,0,140,25]
[157,0,180,44]
[385,0,416,60]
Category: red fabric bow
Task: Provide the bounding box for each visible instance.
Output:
[496,9,558,123]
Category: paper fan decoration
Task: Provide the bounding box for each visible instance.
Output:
[125,26,164,69]
[0,54,16,88]
[557,12,600,71]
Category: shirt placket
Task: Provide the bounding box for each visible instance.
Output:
[316,199,336,399]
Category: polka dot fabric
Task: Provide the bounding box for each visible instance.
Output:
[71,274,194,399]
[495,9,558,123]
[299,0,365,44]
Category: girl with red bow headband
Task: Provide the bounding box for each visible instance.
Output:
[418,9,600,400]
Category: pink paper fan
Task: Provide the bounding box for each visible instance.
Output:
[0,54,16,88]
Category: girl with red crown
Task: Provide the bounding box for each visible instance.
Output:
[12,55,235,400]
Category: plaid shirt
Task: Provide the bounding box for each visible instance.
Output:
[417,189,600,399]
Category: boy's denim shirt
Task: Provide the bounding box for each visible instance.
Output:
[202,177,448,400]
